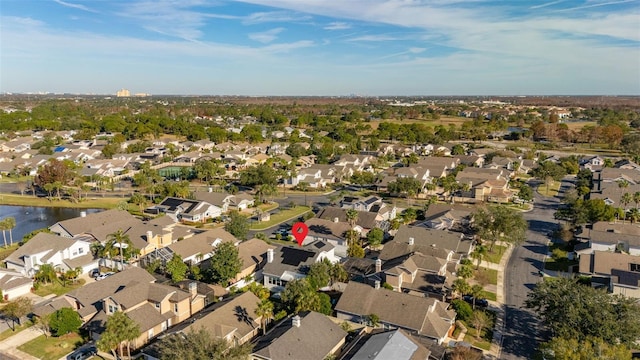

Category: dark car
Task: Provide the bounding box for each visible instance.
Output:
[69,346,97,360]
[463,295,489,308]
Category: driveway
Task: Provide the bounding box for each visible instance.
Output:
[499,178,572,359]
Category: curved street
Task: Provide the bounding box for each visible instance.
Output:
[500,178,573,359]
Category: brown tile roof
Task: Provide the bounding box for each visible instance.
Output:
[32,297,74,318]
[335,281,454,340]
[252,311,347,360]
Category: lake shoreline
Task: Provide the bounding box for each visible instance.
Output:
[0,193,124,210]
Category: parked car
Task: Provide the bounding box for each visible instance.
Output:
[69,346,97,360]
[95,272,115,281]
[462,295,489,308]
[89,269,100,278]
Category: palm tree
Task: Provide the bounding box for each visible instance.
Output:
[35,264,57,284]
[255,299,274,334]
[629,208,640,224]
[470,284,484,310]
[5,217,16,246]
[367,313,380,328]
[470,244,488,270]
[0,219,7,248]
[106,230,133,271]
[452,278,470,298]
[634,192,640,210]
[346,209,358,228]
[621,192,632,222]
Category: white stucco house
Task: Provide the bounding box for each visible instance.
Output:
[4,233,97,277]
[0,269,33,301]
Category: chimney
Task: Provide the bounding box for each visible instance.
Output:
[334,217,339,223]
[375,259,382,273]
[188,282,197,297]
[146,231,153,241]
[80,211,87,218]
[408,237,414,246]
[292,315,301,328]
[267,248,274,263]
[374,280,381,289]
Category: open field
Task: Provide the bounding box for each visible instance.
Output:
[249,206,311,230]
[367,115,469,130]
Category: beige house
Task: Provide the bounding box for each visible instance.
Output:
[233,239,275,286]
[66,268,204,349]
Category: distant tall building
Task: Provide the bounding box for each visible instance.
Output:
[116,88,130,97]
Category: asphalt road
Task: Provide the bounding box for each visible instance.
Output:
[500,178,573,359]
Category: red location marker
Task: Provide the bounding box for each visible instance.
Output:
[291,222,309,247]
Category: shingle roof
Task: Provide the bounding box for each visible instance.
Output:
[317,207,379,229]
[349,329,431,360]
[65,267,156,316]
[335,282,455,340]
[304,218,352,241]
[0,269,33,291]
[238,238,275,273]
[126,303,174,332]
[380,226,469,261]
[32,297,74,317]
[262,241,331,278]
[168,228,237,259]
[252,311,347,360]
[5,233,76,267]
[185,291,261,340]
[52,209,137,238]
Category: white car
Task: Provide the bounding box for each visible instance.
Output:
[95,272,114,281]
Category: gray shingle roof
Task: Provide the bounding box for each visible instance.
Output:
[262,241,332,278]
[380,226,469,261]
[52,209,137,238]
[349,329,431,360]
[185,291,261,340]
[5,233,76,267]
[252,311,347,360]
[316,207,379,229]
[168,228,237,259]
[335,281,455,340]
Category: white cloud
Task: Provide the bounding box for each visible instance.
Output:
[249,27,285,43]
[324,22,351,30]
[53,0,99,13]
[242,11,311,24]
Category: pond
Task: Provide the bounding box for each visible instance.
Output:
[0,205,102,245]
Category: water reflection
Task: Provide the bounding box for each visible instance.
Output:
[0,205,102,245]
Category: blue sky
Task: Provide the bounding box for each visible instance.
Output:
[1,0,639,95]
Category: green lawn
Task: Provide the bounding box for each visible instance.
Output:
[461,310,496,351]
[0,321,33,342]
[250,206,311,230]
[475,267,498,286]
[484,245,507,264]
[480,291,497,301]
[34,279,86,297]
[0,243,20,262]
[18,332,84,360]
[537,180,561,197]
[0,194,128,209]
[544,242,578,272]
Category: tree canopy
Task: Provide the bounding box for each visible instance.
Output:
[473,205,527,250]
[205,241,242,286]
[49,308,82,336]
[526,277,640,350]
[158,327,251,360]
[224,211,249,240]
[166,253,188,283]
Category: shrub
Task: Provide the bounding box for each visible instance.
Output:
[452,299,473,322]
[49,308,82,337]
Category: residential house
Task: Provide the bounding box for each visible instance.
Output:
[316,207,387,234]
[4,232,96,277]
[302,218,353,258]
[184,291,262,345]
[455,167,513,203]
[0,137,33,152]
[193,191,234,213]
[251,311,347,360]
[382,252,451,299]
[341,196,384,212]
[155,197,222,223]
[419,204,473,232]
[262,241,339,292]
[67,268,203,349]
[342,329,431,360]
[590,183,640,207]
[49,209,138,239]
[335,281,456,344]
[574,222,640,256]
[579,250,640,298]
[163,228,238,266]
[380,225,471,262]
[0,269,33,301]
[615,159,640,171]
[234,239,276,286]
[333,154,375,172]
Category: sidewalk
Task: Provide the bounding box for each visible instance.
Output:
[0,327,43,360]
[487,244,513,359]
